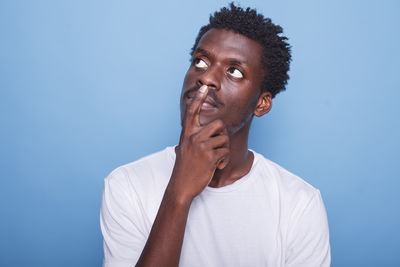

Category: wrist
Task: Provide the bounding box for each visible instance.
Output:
[165,181,194,208]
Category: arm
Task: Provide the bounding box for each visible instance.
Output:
[136,85,230,267]
[134,178,192,267]
[285,190,331,267]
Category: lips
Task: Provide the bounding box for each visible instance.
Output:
[186,97,217,112]
[204,96,218,107]
[187,94,218,108]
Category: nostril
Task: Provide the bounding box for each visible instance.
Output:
[206,85,218,91]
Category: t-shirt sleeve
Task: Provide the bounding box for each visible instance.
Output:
[100,168,148,267]
[285,190,331,267]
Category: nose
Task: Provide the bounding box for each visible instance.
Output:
[197,65,221,90]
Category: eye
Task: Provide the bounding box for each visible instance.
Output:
[194,58,208,69]
[227,67,243,79]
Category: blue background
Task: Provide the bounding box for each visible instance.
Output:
[1,0,399,266]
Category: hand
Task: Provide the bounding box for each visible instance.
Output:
[170,85,230,201]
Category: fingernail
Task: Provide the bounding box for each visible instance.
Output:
[199,85,207,93]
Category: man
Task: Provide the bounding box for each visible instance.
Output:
[101,3,330,267]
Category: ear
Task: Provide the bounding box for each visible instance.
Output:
[254,91,272,117]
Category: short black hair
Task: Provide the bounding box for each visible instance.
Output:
[190,3,291,98]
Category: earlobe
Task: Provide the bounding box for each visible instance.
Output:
[254,92,272,117]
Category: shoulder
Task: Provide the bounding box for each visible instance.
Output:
[105,146,176,194]
[252,150,321,208]
[252,151,330,265]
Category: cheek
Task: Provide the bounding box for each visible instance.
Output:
[226,82,259,107]
[183,67,196,85]
[182,72,190,87]
[228,90,259,118]
[180,69,196,114]
[180,70,192,101]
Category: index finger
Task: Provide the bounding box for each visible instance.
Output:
[184,85,208,129]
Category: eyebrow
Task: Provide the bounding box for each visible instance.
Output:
[194,48,211,58]
[228,59,246,67]
[194,47,249,67]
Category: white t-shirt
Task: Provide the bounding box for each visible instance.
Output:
[100,146,330,267]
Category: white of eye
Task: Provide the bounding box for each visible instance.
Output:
[228,68,243,78]
[194,58,208,69]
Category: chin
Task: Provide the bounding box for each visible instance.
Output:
[199,113,221,126]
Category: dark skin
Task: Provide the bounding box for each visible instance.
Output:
[136,29,272,267]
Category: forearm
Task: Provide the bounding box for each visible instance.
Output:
[136,180,192,267]
[136,85,229,266]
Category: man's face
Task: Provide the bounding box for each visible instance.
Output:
[180,28,267,136]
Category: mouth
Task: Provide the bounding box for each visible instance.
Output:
[186,95,218,110]
[183,85,224,115]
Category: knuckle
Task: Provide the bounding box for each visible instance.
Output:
[187,106,196,115]
[182,122,190,132]
[193,94,202,101]
[206,151,214,161]
[189,134,197,144]
[214,119,224,128]
[198,141,206,151]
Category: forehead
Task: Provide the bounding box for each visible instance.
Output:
[195,28,264,69]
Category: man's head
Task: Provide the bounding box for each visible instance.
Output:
[191,3,291,98]
[180,3,291,136]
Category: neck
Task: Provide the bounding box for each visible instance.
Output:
[208,121,253,188]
